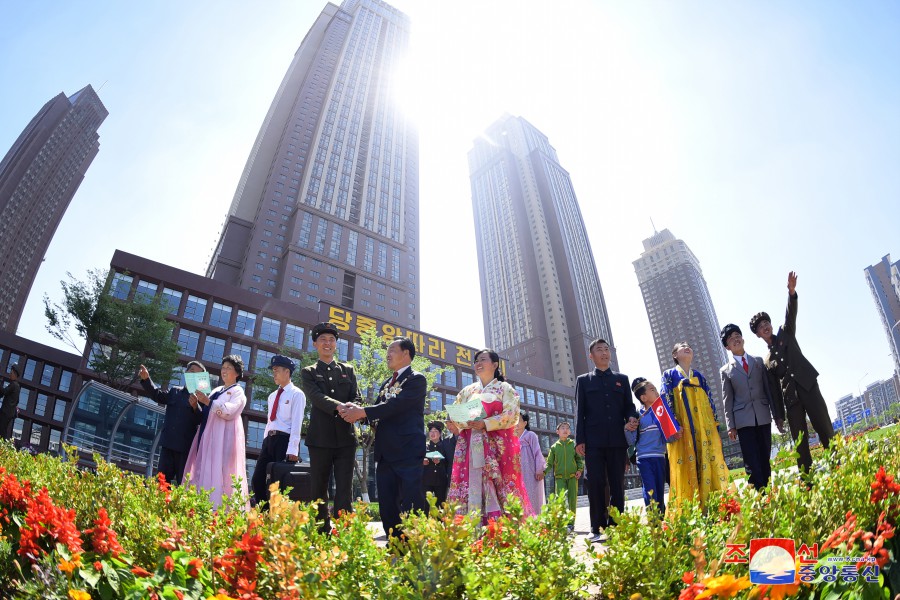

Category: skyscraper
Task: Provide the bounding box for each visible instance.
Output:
[633,229,727,418]
[864,254,900,377]
[468,115,617,386]
[0,85,107,333]
[207,0,420,329]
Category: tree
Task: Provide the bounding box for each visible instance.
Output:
[350,327,449,501]
[43,269,180,391]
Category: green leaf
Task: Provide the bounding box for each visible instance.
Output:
[79,566,102,587]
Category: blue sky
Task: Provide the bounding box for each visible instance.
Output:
[2,1,899,417]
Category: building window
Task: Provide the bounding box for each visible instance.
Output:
[235,310,257,336]
[176,329,200,357]
[231,343,252,368]
[23,359,37,381]
[58,370,73,393]
[260,317,281,343]
[444,368,457,388]
[255,349,275,374]
[109,273,132,299]
[247,421,265,450]
[35,394,49,417]
[183,295,207,322]
[134,280,158,303]
[208,302,232,329]
[161,288,182,314]
[202,336,226,363]
[41,364,54,387]
[53,399,68,422]
[17,388,29,411]
[461,371,474,387]
[284,324,304,349]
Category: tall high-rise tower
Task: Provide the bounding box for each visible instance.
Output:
[864,254,900,377]
[207,0,420,328]
[0,85,108,332]
[633,229,727,417]
[468,115,617,386]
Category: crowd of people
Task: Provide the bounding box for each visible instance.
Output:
[81,270,835,542]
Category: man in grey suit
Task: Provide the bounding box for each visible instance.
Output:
[720,324,785,489]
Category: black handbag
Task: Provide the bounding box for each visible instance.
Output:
[265,461,314,503]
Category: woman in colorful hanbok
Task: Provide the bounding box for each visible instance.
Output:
[515,411,546,515]
[184,354,249,510]
[659,342,729,511]
[446,349,533,522]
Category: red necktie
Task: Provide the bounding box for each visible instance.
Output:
[389,371,398,387]
[741,356,749,375]
[269,387,283,421]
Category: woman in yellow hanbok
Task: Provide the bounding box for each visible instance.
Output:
[659,342,729,511]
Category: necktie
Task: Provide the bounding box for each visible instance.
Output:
[741,356,749,375]
[269,387,283,421]
[389,371,398,387]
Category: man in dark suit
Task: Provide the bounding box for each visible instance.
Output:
[340,336,426,538]
[574,338,638,544]
[300,322,361,532]
[139,361,204,484]
[0,364,21,440]
[720,324,785,489]
[750,271,834,473]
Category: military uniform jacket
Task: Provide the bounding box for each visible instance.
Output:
[574,368,637,450]
[764,292,819,409]
[1,379,20,420]
[300,360,361,448]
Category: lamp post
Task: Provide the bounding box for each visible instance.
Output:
[857,372,869,431]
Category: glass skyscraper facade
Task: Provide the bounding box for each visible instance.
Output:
[468,115,617,386]
[0,85,107,332]
[207,0,420,329]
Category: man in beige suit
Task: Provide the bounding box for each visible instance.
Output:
[720,324,784,489]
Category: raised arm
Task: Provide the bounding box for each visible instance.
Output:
[784,271,798,337]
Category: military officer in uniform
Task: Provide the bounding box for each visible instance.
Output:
[750,271,834,474]
[300,322,361,531]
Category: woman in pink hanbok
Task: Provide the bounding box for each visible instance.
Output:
[184,355,249,510]
[516,411,546,515]
[447,349,533,522]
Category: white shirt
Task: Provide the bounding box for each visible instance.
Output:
[264,381,306,457]
[732,352,753,370]
[392,365,411,379]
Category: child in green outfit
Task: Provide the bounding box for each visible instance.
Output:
[544,421,583,530]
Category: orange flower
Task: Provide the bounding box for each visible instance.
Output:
[131,565,153,577]
[763,582,801,600]
[59,558,79,575]
[164,555,175,572]
[68,591,91,600]
[696,574,752,599]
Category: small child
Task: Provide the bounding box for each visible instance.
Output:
[544,421,583,530]
[626,377,682,516]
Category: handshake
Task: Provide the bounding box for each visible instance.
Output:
[337,402,367,423]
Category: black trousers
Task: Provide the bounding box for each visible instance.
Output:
[251,433,289,506]
[376,458,425,538]
[0,414,14,440]
[584,447,626,531]
[424,483,448,506]
[157,447,190,485]
[786,382,835,472]
[737,423,772,489]
[308,444,356,529]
